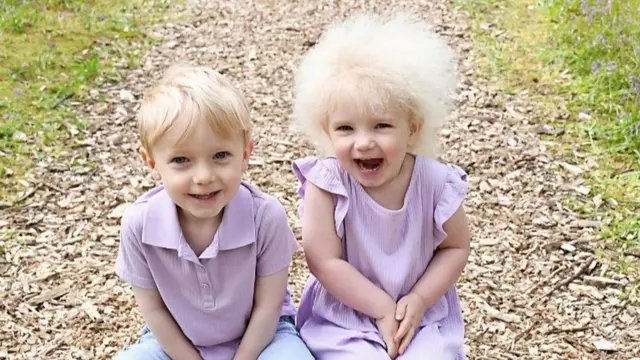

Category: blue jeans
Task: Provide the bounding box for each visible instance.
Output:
[113,316,314,360]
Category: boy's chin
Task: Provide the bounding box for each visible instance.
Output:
[177,204,224,221]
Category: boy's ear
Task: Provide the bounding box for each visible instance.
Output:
[242,139,255,172]
[140,147,161,181]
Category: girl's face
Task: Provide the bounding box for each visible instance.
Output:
[326,100,417,189]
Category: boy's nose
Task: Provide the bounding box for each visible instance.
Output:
[193,167,215,184]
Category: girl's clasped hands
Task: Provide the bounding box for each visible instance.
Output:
[377,293,428,358]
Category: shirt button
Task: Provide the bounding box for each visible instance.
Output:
[201,283,209,290]
[198,267,205,273]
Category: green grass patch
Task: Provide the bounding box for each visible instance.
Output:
[455,0,639,276]
[0,0,179,201]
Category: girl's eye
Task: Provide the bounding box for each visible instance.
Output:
[376,123,392,129]
[171,156,189,164]
[336,125,353,131]
[214,152,230,159]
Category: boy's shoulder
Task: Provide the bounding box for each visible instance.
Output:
[240,181,288,223]
[119,186,172,234]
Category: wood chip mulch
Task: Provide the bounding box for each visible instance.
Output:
[1,1,638,359]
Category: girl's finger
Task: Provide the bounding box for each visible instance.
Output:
[398,327,415,355]
[394,315,411,342]
[395,301,407,321]
[385,332,398,358]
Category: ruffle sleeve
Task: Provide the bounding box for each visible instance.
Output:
[292,156,350,238]
[433,163,469,247]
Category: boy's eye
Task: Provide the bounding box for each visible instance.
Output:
[214,152,230,159]
[376,123,392,129]
[336,125,353,131]
[171,156,189,164]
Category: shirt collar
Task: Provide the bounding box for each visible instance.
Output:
[141,184,256,254]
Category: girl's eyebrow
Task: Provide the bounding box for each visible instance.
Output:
[329,118,352,127]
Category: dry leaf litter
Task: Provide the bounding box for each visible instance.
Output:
[1,0,638,359]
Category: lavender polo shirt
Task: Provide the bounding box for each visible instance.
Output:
[115,181,299,350]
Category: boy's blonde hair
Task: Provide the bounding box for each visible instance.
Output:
[291,12,458,157]
[137,63,252,153]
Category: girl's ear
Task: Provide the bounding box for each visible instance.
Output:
[320,117,330,135]
[408,118,423,147]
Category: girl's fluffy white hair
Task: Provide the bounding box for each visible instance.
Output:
[291,12,458,157]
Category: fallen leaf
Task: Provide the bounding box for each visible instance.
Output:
[556,161,583,175]
[573,186,590,195]
[108,203,130,219]
[81,302,101,321]
[593,339,616,352]
[119,89,135,102]
[592,195,602,209]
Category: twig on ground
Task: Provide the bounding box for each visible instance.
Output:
[2,185,41,209]
[40,181,65,193]
[50,92,73,110]
[528,257,596,306]
[623,250,640,259]
[524,264,567,295]
[547,325,591,335]
[512,317,540,346]
[27,286,71,306]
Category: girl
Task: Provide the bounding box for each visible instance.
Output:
[290,12,472,360]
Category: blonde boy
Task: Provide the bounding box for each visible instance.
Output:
[114,64,313,360]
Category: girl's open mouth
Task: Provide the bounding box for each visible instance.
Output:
[355,158,383,173]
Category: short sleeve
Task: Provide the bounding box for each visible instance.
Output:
[292,156,350,238]
[255,199,299,277]
[433,163,469,247]
[115,205,157,289]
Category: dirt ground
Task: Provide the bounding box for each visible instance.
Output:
[1,0,638,359]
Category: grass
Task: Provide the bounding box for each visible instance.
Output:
[0,0,179,203]
[454,0,639,281]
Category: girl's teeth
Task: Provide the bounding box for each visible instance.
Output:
[357,159,382,171]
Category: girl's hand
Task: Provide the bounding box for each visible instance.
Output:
[375,308,399,359]
[394,293,427,355]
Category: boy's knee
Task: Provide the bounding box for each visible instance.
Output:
[258,318,314,360]
[113,332,170,360]
[113,346,170,360]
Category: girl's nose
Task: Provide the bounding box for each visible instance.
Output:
[354,133,374,150]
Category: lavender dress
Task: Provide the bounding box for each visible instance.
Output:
[292,155,469,360]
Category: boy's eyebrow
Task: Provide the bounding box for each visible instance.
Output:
[167,143,235,155]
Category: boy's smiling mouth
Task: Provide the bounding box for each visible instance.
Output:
[188,191,220,200]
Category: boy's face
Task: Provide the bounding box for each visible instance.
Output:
[141,117,253,224]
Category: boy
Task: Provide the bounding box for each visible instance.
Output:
[114,63,313,360]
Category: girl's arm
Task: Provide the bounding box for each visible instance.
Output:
[233,267,289,360]
[302,182,396,319]
[409,206,471,307]
[132,286,203,360]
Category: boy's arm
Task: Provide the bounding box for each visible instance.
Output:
[408,206,471,307]
[302,183,396,319]
[116,207,201,360]
[132,286,203,360]
[233,267,289,360]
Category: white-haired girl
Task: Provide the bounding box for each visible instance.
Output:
[291,12,471,359]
